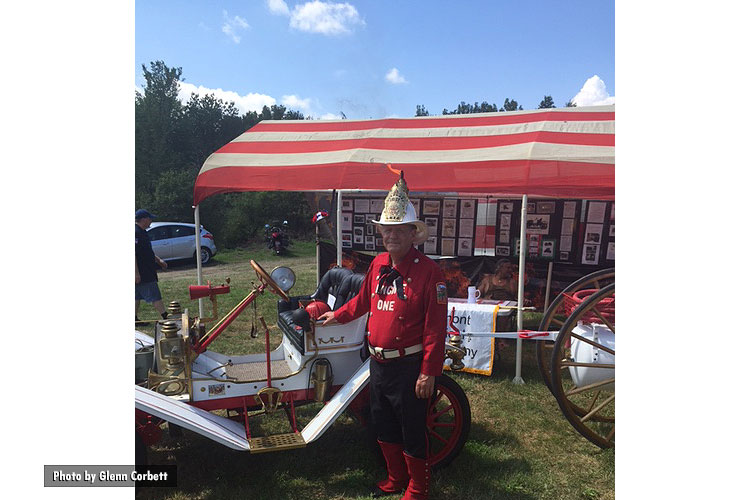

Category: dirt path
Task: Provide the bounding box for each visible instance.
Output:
[158,254,318,282]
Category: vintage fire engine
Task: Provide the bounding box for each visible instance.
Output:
[135,260,472,467]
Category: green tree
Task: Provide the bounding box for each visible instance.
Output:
[565,100,577,107]
[537,95,556,108]
[415,104,430,116]
[442,101,498,115]
[502,98,523,111]
[135,61,314,249]
[135,61,185,194]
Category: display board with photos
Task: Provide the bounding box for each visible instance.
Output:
[339,195,477,256]
[339,195,613,264]
[495,199,589,263]
[581,201,615,266]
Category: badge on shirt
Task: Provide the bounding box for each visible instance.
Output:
[436,282,447,304]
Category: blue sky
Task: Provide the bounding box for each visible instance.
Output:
[136,0,614,119]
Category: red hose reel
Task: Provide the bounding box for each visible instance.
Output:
[563,289,615,323]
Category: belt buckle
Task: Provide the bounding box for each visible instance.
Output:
[373,346,384,360]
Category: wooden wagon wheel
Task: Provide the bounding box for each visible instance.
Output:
[536,268,615,395]
[549,283,615,448]
[250,259,290,302]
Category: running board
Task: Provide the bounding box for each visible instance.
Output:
[301,359,370,445]
[135,385,250,451]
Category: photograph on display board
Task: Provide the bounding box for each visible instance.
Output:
[609,225,615,237]
[499,213,511,229]
[425,217,439,236]
[610,203,615,220]
[354,214,365,224]
[561,218,575,235]
[458,238,472,256]
[423,236,437,255]
[368,213,379,223]
[499,201,513,212]
[560,251,569,260]
[422,200,440,215]
[443,199,458,218]
[354,198,370,213]
[537,201,555,214]
[585,223,603,244]
[367,224,374,235]
[370,198,384,214]
[526,214,550,235]
[587,201,607,223]
[498,229,510,243]
[528,234,541,256]
[527,202,536,214]
[365,236,375,250]
[606,242,615,260]
[341,213,353,231]
[582,244,600,265]
[376,237,383,247]
[542,239,556,258]
[442,218,456,237]
[441,238,455,256]
[460,199,475,218]
[341,199,353,211]
[459,218,474,238]
[563,201,576,218]
[412,200,420,217]
[560,235,573,252]
[496,246,510,256]
[341,233,352,248]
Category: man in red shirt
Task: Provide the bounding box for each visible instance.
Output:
[320,174,447,500]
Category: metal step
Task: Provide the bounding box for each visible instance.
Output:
[249,431,306,453]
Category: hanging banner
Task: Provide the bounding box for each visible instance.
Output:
[443,300,505,376]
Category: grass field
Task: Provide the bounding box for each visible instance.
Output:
[137,241,614,500]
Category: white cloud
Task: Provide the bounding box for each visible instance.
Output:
[222,10,249,44]
[319,113,340,120]
[289,1,364,35]
[267,0,290,16]
[385,67,407,85]
[177,82,276,115]
[571,75,615,106]
[281,94,312,113]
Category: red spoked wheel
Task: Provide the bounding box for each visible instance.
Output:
[427,374,471,471]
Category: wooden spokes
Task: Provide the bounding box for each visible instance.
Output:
[535,268,615,394]
[550,283,615,448]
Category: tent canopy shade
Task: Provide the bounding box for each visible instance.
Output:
[193,105,614,205]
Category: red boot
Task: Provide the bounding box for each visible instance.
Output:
[402,453,430,500]
[373,440,409,496]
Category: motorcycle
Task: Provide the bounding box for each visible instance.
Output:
[265,221,291,255]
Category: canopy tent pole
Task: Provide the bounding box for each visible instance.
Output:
[193,205,204,317]
[544,261,554,312]
[513,194,528,384]
[336,190,343,267]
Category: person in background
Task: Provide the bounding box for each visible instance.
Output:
[478,258,518,301]
[135,209,168,322]
[320,173,447,500]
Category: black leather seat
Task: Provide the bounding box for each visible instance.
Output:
[277,267,366,353]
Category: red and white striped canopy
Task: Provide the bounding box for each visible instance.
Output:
[194,105,614,205]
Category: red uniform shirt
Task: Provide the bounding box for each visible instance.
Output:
[334,246,448,376]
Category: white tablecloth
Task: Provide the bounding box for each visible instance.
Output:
[443,299,515,376]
